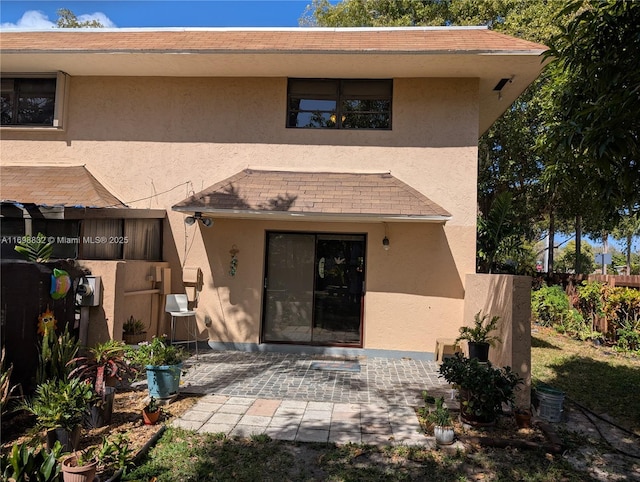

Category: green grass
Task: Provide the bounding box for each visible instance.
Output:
[123,428,592,482]
[531,326,640,434]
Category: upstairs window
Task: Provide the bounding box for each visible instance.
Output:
[287,79,392,129]
[1,73,67,128]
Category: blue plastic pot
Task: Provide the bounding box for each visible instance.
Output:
[145,364,182,400]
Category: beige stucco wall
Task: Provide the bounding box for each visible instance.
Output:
[463,274,532,408]
[79,260,169,346]
[1,75,479,354]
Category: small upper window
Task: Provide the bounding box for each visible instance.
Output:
[1,78,57,126]
[287,79,392,129]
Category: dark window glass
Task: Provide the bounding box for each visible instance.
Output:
[32,220,80,259]
[79,218,162,261]
[287,79,392,130]
[1,78,56,126]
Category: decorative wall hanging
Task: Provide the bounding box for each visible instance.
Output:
[37,307,57,335]
[50,268,71,300]
[229,245,239,277]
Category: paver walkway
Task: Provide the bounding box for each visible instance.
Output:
[172,351,455,446]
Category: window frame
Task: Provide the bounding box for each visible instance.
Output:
[287,78,392,130]
[0,72,69,130]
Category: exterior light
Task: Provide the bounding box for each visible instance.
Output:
[382,236,390,250]
[184,212,213,227]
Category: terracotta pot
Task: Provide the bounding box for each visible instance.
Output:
[515,411,532,428]
[61,454,97,482]
[142,408,161,425]
[123,332,147,345]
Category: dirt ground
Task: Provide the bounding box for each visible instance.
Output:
[1,386,200,479]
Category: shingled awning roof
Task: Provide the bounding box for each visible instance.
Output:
[0,165,126,208]
[173,169,451,223]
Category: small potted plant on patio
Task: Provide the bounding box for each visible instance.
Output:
[455,311,501,362]
[23,378,94,452]
[427,397,455,445]
[142,396,161,425]
[123,316,147,345]
[125,336,187,401]
[68,339,135,428]
[439,353,522,426]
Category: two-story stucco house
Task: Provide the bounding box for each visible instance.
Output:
[0,27,546,362]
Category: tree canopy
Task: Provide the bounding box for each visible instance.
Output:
[56,8,104,28]
[306,0,639,273]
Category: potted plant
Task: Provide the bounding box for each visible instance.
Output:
[514,407,532,428]
[68,340,135,428]
[439,353,522,425]
[125,336,187,401]
[22,378,94,452]
[123,316,147,345]
[142,396,161,425]
[455,311,501,362]
[426,397,455,445]
[61,449,98,482]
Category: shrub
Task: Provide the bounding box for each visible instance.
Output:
[554,308,601,341]
[604,287,640,327]
[575,281,606,331]
[531,285,570,326]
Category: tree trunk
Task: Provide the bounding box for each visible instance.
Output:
[602,233,609,275]
[626,234,632,275]
[575,215,582,273]
[548,211,555,275]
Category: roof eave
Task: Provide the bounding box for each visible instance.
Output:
[171,206,451,224]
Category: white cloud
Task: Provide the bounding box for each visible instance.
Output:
[1,10,55,30]
[76,12,117,28]
[1,10,116,30]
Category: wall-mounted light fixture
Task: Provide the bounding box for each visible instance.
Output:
[382,222,390,250]
[184,212,213,227]
[493,76,514,101]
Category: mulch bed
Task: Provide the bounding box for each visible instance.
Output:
[1,386,200,479]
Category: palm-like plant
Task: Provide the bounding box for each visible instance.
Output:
[14,232,53,262]
[456,312,502,346]
[23,378,94,432]
[69,340,134,397]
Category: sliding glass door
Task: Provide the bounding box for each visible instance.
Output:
[262,232,365,346]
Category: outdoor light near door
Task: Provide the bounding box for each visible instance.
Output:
[382,236,390,250]
[184,212,213,227]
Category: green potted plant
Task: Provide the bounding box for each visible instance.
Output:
[125,336,187,401]
[68,340,135,428]
[122,316,147,345]
[426,397,455,445]
[455,311,501,362]
[142,396,161,425]
[439,353,522,425]
[61,448,98,482]
[22,378,94,452]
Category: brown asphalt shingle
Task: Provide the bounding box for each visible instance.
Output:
[0,28,546,54]
[173,169,451,219]
[0,165,126,208]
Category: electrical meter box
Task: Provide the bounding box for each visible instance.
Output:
[76,275,101,306]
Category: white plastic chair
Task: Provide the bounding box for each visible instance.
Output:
[165,294,198,359]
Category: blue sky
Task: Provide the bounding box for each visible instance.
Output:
[0,0,314,28]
